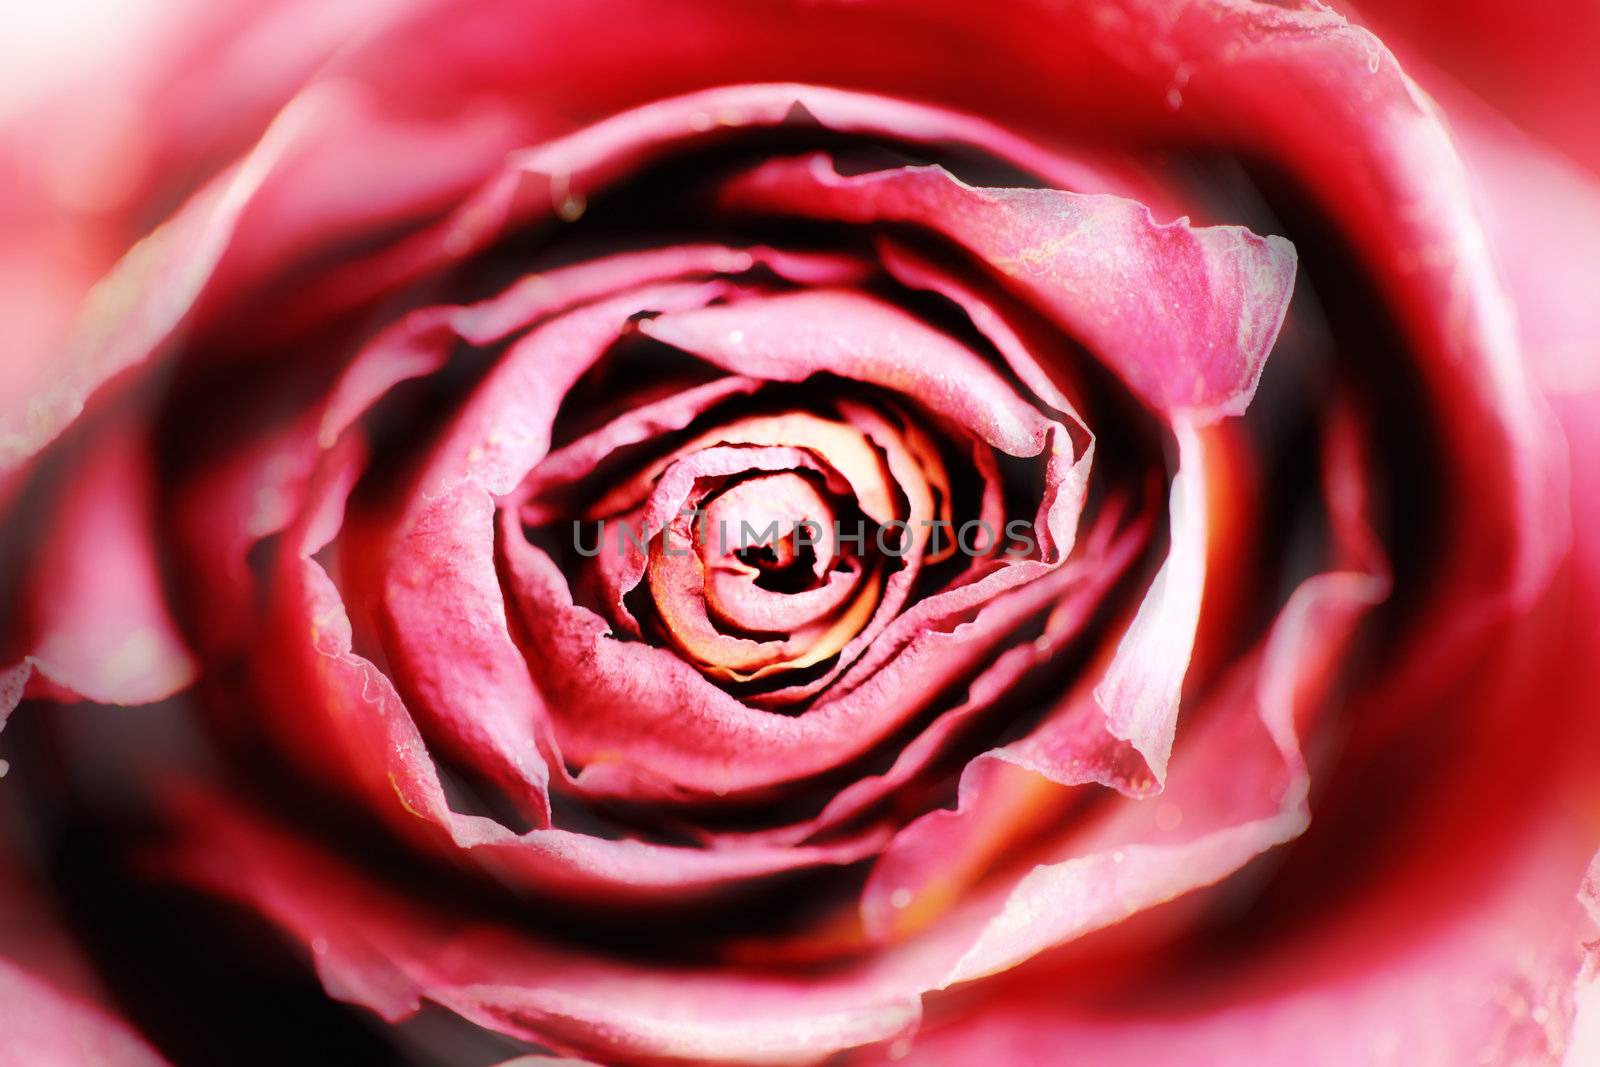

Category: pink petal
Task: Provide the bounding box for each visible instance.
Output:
[263,79,1137,338]
[371,283,722,820]
[1345,0,1600,173]
[723,512,1146,853]
[858,410,1392,956]
[1091,419,1209,786]
[0,823,168,1065]
[163,793,920,1066]
[501,442,1095,802]
[0,961,169,1067]
[719,154,1296,426]
[637,289,1056,457]
[6,423,196,728]
[856,833,1596,1067]
[256,441,876,902]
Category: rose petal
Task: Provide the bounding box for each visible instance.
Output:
[256,438,884,902]
[5,422,196,730]
[716,511,1146,857]
[163,792,920,1066]
[0,821,168,1066]
[1091,419,1209,786]
[858,833,1596,1067]
[501,487,1095,802]
[637,289,1056,457]
[719,154,1296,426]
[373,282,723,821]
[857,410,1391,953]
[0,960,169,1067]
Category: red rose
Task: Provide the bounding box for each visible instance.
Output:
[2,2,1597,1064]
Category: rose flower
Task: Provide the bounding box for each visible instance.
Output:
[1,1,1598,1064]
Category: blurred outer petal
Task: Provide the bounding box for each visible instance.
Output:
[1566,856,1600,1066]
[0,94,306,481]
[853,836,1597,1067]
[1395,9,1600,1037]
[1435,87,1600,573]
[1154,0,1567,612]
[1336,0,1600,175]
[164,795,920,1067]
[0,814,168,1067]
[719,155,1297,426]
[0,0,425,443]
[0,959,168,1067]
[1437,68,1600,1067]
[0,961,169,1067]
[0,71,525,488]
[2,421,196,731]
